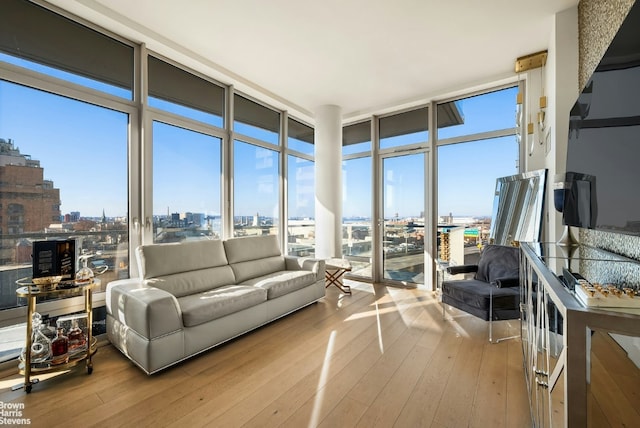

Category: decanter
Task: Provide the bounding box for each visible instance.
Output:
[51,328,69,365]
[28,313,51,364]
[67,319,87,354]
[75,252,94,285]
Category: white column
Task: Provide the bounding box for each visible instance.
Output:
[546,6,579,243]
[314,105,342,259]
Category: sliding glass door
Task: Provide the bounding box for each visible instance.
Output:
[381,151,427,285]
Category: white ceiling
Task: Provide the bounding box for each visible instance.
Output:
[46,0,578,124]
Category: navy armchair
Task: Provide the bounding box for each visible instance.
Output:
[441,244,521,343]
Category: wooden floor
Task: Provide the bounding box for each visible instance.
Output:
[0,280,531,427]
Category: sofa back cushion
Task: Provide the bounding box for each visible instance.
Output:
[137,239,235,297]
[223,235,286,283]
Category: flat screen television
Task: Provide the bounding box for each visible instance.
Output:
[564,2,640,235]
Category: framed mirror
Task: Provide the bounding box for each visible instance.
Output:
[489,169,547,245]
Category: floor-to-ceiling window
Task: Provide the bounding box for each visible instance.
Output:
[286,118,315,256]
[437,86,520,265]
[342,88,521,287]
[379,108,429,285]
[233,94,281,238]
[147,55,225,243]
[0,0,135,359]
[342,121,372,278]
[152,122,222,242]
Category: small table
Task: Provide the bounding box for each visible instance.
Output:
[325,258,352,294]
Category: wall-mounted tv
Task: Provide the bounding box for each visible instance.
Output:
[564,2,640,235]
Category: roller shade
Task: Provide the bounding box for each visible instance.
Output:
[378,104,463,140]
[343,121,371,146]
[234,94,280,134]
[0,0,133,91]
[288,118,314,144]
[148,56,224,116]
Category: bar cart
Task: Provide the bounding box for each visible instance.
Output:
[14,279,99,393]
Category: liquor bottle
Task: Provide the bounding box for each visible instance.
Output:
[51,328,69,365]
[67,319,87,354]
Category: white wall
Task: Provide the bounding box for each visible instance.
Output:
[543,5,579,243]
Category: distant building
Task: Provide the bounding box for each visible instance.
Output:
[0,138,61,234]
[66,211,80,222]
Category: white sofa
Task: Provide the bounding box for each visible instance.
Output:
[106,235,325,374]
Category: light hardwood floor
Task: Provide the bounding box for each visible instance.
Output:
[0,280,531,427]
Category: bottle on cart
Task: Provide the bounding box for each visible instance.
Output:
[27,313,51,364]
[51,328,69,365]
[67,319,87,354]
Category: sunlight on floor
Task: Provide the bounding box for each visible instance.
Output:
[0,370,69,391]
[308,330,336,428]
[374,300,384,354]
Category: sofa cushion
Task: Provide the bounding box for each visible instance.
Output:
[230,256,287,284]
[224,236,286,283]
[223,235,282,264]
[177,285,267,327]
[240,270,317,299]
[138,239,229,278]
[146,266,236,298]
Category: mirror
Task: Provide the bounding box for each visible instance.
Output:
[489,169,547,245]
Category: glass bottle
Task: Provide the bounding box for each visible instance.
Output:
[67,319,86,354]
[28,313,52,364]
[51,328,69,365]
[75,253,94,285]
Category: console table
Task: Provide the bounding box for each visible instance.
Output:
[520,242,640,427]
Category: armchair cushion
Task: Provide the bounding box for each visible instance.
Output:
[442,279,521,321]
[475,244,520,284]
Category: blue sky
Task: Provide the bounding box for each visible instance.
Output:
[0,54,518,220]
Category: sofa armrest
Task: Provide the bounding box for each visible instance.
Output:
[106,278,183,340]
[491,276,520,288]
[284,256,326,281]
[446,264,478,275]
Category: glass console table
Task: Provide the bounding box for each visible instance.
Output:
[520,242,640,427]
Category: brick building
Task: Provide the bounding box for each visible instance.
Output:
[0,138,61,263]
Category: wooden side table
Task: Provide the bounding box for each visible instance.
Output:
[325,258,352,294]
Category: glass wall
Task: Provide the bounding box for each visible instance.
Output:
[437,86,519,265]
[379,108,429,284]
[0,80,129,314]
[152,121,222,242]
[382,153,425,283]
[233,141,280,237]
[287,155,314,256]
[342,121,372,278]
[342,157,373,277]
[287,118,315,255]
